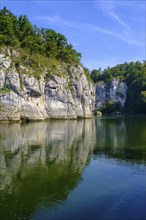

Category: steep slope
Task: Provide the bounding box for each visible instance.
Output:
[0,50,95,121]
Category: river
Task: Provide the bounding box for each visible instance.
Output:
[0,116,146,220]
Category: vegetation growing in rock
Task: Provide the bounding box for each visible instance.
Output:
[98,101,123,114]
[83,67,93,82]
[0,86,10,93]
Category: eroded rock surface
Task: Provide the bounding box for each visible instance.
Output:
[0,53,95,120]
[95,78,127,109]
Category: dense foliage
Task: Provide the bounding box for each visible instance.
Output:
[0,7,81,64]
[91,61,146,114]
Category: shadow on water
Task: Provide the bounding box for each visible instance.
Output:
[0,116,146,219]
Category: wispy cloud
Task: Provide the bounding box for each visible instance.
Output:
[97,0,130,36]
[37,15,144,47]
[92,25,144,47]
[36,15,78,29]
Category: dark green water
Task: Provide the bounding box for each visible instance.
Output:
[0,116,146,220]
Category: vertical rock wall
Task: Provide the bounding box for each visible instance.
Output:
[0,53,95,120]
[95,78,127,109]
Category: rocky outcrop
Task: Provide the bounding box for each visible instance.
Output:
[0,52,95,121]
[95,78,127,109]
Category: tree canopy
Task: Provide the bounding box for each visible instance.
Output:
[0,7,81,64]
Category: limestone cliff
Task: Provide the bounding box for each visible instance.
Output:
[0,51,95,121]
[95,78,127,110]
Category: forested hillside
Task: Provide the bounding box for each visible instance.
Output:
[91,62,146,113]
[0,7,81,63]
[0,7,83,80]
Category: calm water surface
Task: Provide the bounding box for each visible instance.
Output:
[0,116,146,220]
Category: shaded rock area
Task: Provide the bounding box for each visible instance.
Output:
[95,78,127,109]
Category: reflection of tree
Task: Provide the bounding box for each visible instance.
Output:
[0,119,95,220]
[94,116,146,163]
[0,163,81,220]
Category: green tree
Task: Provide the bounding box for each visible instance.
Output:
[0,7,18,45]
[0,7,81,65]
[91,68,101,82]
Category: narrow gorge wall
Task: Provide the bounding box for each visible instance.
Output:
[0,52,95,121]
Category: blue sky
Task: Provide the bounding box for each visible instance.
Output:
[0,0,145,70]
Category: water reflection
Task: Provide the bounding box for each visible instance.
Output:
[0,116,146,220]
[0,120,95,219]
[94,116,146,163]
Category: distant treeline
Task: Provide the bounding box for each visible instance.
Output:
[91,61,146,113]
[0,7,81,64]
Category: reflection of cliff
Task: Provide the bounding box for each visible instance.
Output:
[94,116,146,162]
[95,116,127,151]
[0,119,95,220]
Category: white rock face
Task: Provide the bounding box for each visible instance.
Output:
[0,54,11,68]
[0,69,5,89]
[95,78,127,108]
[0,53,95,120]
[109,78,127,107]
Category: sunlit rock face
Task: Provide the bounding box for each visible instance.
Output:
[0,52,95,121]
[95,78,127,109]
